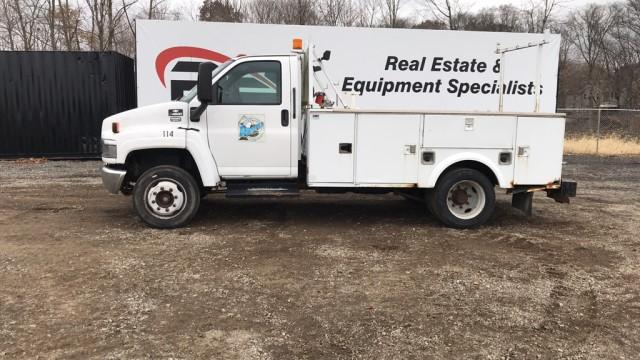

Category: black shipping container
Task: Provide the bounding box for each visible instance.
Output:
[0,51,136,158]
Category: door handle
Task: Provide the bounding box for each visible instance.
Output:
[281,109,289,127]
[178,127,200,132]
[339,143,352,154]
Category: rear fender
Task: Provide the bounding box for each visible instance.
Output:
[421,152,508,188]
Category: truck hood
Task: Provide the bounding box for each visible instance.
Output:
[101,101,189,140]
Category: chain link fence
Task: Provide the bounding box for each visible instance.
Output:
[559,108,640,154]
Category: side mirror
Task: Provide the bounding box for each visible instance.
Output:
[196,62,216,104]
[321,50,331,61]
[191,62,216,121]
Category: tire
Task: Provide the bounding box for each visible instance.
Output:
[132,165,201,229]
[427,168,495,229]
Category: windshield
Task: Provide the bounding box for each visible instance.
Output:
[178,59,235,102]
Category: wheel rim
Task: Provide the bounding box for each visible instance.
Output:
[145,178,186,219]
[446,180,486,220]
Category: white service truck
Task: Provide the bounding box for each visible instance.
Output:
[101,39,576,229]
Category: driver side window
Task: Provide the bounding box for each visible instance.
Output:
[216,61,282,105]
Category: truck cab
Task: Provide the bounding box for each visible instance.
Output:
[101,40,576,229]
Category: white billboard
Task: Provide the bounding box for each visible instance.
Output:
[136,20,560,113]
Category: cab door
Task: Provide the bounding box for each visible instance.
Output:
[205,57,292,178]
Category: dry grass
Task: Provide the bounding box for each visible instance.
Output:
[14,157,48,164]
[564,135,640,155]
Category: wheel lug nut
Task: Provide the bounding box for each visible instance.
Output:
[152,200,156,204]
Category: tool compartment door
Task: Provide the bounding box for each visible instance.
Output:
[355,114,421,184]
[307,112,355,184]
[514,116,565,185]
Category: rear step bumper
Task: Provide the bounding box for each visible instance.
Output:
[511,180,577,215]
[546,180,577,204]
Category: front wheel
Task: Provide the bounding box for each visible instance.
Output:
[427,168,495,229]
[132,165,201,229]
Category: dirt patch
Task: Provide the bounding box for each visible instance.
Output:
[0,156,639,358]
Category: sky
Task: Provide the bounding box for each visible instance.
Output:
[475,0,617,6]
[471,0,619,11]
[395,0,622,22]
[169,0,623,23]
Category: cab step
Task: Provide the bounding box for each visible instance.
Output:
[225,181,300,198]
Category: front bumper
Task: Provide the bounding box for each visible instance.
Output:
[101,165,127,194]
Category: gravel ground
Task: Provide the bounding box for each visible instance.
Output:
[0,155,639,359]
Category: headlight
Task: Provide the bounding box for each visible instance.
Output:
[101,141,117,158]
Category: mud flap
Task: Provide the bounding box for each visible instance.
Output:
[546,180,577,204]
[512,192,534,216]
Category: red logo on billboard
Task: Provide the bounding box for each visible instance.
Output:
[155,46,231,87]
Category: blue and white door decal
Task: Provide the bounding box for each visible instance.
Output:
[238,114,265,141]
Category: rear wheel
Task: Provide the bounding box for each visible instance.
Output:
[427,168,495,229]
[133,165,200,229]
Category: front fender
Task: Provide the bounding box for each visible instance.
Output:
[116,138,184,164]
[186,133,220,187]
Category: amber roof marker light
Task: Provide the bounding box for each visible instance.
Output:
[292,38,303,50]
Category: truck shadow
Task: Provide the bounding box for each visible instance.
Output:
[194,194,522,228]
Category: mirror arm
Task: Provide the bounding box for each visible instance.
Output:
[190,102,208,122]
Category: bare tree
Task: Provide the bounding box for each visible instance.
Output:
[280,0,318,25]
[567,4,616,75]
[85,0,105,50]
[145,0,166,19]
[413,18,446,29]
[174,0,200,21]
[12,0,46,50]
[199,0,243,22]
[247,0,282,23]
[600,4,638,107]
[319,0,357,26]
[382,0,402,28]
[496,5,523,32]
[625,0,640,53]
[355,0,381,27]
[121,0,137,40]
[56,0,82,50]
[424,0,463,30]
[566,4,617,105]
[523,0,562,33]
[549,22,572,70]
[43,0,56,49]
[84,0,135,52]
[0,0,17,49]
